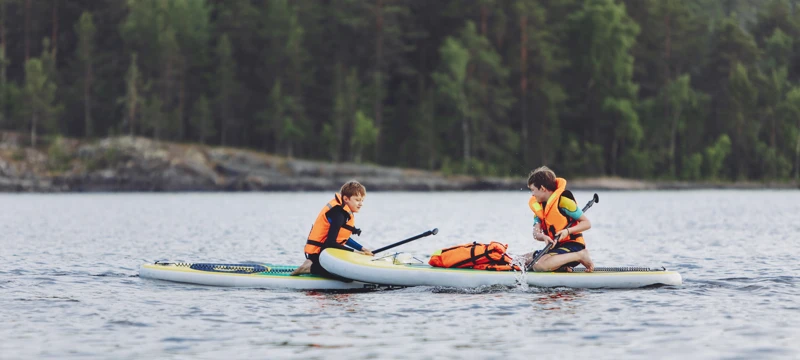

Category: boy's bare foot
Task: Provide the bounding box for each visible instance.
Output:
[556,265,574,273]
[290,259,312,276]
[577,249,594,272]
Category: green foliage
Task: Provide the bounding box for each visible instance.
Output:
[604,98,642,146]
[23,58,59,147]
[260,80,304,156]
[619,148,654,178]
[351,110,378,163]
[726,62,759,179]
[214,33,238,146]
[0,0,799,182]
[763,28,793,69]
[432,37,469,116]
[704,134,732,179]
[562,138,606,176]
[570,0,640,99]
[328,67,362,162]
[76,11,97,138]
[411,88,438,170]
[641,74,709,177]
[568,0,640,175]
[190,96,214,144]
[0,49,22,130]
[47,136,73,173]
[141,95,166,140]
[755,140,792,179]
[706,15,760,88]
[76,12,97,72]
[0,46,10,128]
[121,53,143,136]
[321,122,336,161]
[432,21,513,172]
[681,153,704,180]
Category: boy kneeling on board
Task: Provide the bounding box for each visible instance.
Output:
[291,180,374,278]
[526,166,594,272]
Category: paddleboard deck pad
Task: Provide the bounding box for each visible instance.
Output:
[320,249,682,289]
[138,261,394,290]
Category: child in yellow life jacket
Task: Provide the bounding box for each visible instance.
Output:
[526,166,594,272]
[290,180,373,278]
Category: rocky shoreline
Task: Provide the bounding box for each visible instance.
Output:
[0,133,797,192]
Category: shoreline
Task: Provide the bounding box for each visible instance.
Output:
[0,133,797,192]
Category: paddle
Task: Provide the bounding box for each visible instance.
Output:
[527,193,599,270]
[373,228,439,255]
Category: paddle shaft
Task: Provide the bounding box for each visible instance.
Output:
[373,228,439,254]
[529,193,599,268]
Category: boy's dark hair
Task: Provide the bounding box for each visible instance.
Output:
[527,166,557,191]
[340,180,366,198]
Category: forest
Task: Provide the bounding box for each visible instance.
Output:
[1,0,799,181]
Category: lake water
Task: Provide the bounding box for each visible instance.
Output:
[1,190,798,359]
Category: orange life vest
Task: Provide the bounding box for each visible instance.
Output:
[304,193,358,255]
[429,241,521,271]
[529,177,585,245]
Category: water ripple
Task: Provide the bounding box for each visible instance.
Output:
[1,191,799,359]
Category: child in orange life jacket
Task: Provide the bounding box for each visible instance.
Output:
[290,180,373,278]
[526,166,594,272]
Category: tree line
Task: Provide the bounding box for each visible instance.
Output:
[1,0,799,181]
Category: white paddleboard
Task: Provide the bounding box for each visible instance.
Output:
[320,249,682,289]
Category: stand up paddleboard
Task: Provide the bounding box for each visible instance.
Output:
[139,261,391,290]
[320,249,682,289]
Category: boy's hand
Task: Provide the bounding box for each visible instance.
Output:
[534,230,555,246]
[555,229,570,242]
[542,235,556,247]
[532,226,544,241]
[359,248,374,256]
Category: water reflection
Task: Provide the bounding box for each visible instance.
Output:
[532,289,583,311]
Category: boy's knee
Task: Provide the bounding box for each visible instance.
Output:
[532,261,553,272]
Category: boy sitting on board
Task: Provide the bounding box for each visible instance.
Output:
[526,166,594,272]
[291,180,373,278]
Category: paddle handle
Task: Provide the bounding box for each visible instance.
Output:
[373,228,439,254]
[529,193,599,268]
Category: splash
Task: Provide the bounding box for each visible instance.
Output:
[510,253,529,291]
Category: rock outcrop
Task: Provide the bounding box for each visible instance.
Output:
[1,133,796,192]
[0,135,519,192]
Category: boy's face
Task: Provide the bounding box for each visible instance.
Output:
[343,194,364,213]
[528,184,549,200]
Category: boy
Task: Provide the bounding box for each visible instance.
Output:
[526,166,594,272]
[290,180,373,278]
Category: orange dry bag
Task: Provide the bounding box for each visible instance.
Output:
[428,241,520,271]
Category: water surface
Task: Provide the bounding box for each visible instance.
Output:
[1,191,798,359]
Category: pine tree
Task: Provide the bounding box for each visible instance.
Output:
[190,95,214,144]
[214,33,237,146]
[121,53,142,136]
[23,58,57,146]
[75,11,96,137]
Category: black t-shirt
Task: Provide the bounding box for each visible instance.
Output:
[323,206,354,252]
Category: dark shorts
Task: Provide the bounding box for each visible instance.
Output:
[546,241,585,269]
[547,241,585,255]
[305,253,353,282]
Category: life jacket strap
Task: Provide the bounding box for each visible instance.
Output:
[341,224,362,236]
[306,239,325,248]
[450,242,494,268]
